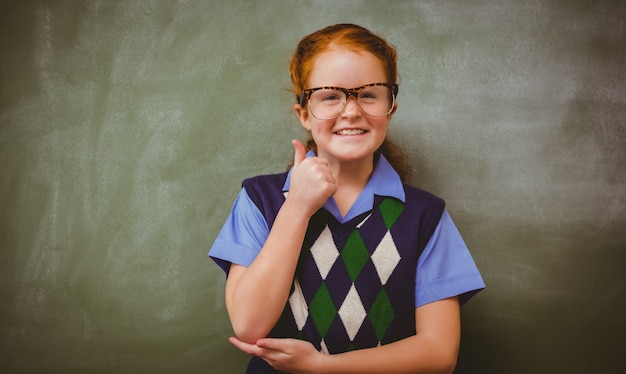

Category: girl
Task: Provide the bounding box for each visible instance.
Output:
[209,24,485,373]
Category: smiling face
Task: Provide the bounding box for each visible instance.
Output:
[294,46,396,166]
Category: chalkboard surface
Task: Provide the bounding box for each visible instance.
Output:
[1,1,625,373]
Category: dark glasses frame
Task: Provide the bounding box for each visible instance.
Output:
[298,82,399,107]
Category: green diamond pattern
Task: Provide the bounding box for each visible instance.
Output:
[309,282,337,338]
[303,198,405,350]
[341,230,370,282]
[368,288,395,341]
[379,198,404,229]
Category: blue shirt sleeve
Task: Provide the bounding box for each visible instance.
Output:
[208,188,268,274]
[414,210,485,307]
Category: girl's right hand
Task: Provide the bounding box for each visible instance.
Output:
[287,139,336,216]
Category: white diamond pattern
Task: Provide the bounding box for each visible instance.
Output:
[338,284,367,341]
[310,226,339,279]
[356,212,372,228]
[371,230,400,285]
[320,339,329,354]
[288,279,308,331]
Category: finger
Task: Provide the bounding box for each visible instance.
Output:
[229,337,262,356]
[256,338,281,352]
[292,139,306,167]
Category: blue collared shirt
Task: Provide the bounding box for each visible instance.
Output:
[209,152,484,307]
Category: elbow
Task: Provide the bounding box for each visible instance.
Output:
[227,301,274,344]
[436,346,459,374]
[440,356,458,374]
[424,338,459,374]
[232,330,265,345]
[230,318,271,345]
[423,353,456,374]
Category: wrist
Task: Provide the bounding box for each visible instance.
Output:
[283,195,319,219]
[310,351,332,374]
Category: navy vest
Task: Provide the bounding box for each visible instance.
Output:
[242,172,444,373]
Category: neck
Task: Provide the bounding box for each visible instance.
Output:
[327,155,375,217]
[332,159,372,186]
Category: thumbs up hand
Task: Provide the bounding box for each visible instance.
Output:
[292,138,307,168]
[287,139,336,217]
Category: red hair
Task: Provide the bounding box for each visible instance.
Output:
[289,24,398,100]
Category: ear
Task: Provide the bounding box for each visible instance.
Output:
[387,102,398,119]
[294,103,312,131]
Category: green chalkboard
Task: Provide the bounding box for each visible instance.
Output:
[1,1,625,373]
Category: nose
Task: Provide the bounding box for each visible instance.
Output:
[341,95,362,118]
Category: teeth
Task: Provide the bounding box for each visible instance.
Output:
[336,129,365,135]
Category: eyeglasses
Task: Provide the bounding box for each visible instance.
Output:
[299,83,398,120]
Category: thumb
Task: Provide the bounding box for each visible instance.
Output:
[292,139,306,167]
[256,338,279,351]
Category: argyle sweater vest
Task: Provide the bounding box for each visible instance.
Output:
[242,172,444,373]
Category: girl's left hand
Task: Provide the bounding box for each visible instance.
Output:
[229,336,325,374]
